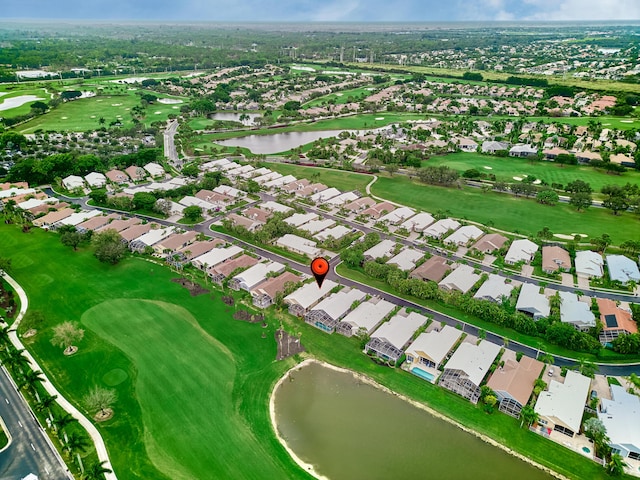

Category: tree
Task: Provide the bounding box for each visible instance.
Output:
[183,205,203,222]
[51,321,84,354]
[590,234,612,254]
[89,190,107,205]
[52,412,77,444]
[92,230,126,265]
[181,164,199,177]
[84,386,117,417]
[385,163,399,176]
[568,191,592,212]
[536,189,559,206]
[519,405,538,428]
[537,226,553,240]
[0,257,12,275]
[64,431,90,473]
[575,358,598,378]
[18,369,44,399]
[36,393,58,424]
[61,231,83,251]
[133,192,157,211]
[82,461,112,480]
[607,453,627,477]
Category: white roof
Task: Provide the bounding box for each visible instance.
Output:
[326,191,359,206]
[386,248,424,271]
[405,325,462,366]
[275,234,321,257]
[371,311,428,350]
[57,209,101,226]
[606,255,640,284]
[559,291,596,328]
[264,174,296,188]
[363,239,396,260]
[439,264,481,294]
[310,187,341,203]
[505,239,539,264]
[310,287,366,321]
[424,218,461,238]
[444,225,484,246]
[213,185,243,198]
[144,162,165,177]
[510,144,537,153]
[200,158,232,171]
[62,175,85,189]
[535,370,591,434]
[17,198,47,210]
[192,245,243,267]
[515,282,550,319]
[218,161,241,171]
[0,187,36,199]
[179,195,217,211]
[444,340,501,386]
[314,225,352,241]
[298,218,336,234]
[84,172,107,187]
[233,261,285,290]
[284,212,318,227]
[575,250,604,278]
[251,167,271,177]
[339,298,396,335]
[284,279,338,309]
[254,172,282,184]
[260,201,293,214]
[133,227,174,247]
[378,206,416,225]
[400,212,435,232]
[598,385,640,456]
[473,274,514,302]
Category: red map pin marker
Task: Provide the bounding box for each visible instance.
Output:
[311,257,329,288]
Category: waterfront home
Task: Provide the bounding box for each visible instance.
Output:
[305,287,366,333]
[284,280,338,317]
[365,310,428,364]
[487,355,544,417]
[405,325,462,374]
[598,385,640,461]
[336,297,396,337]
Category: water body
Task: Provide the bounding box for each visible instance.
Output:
[273,362,552,480]
[208,111,261,126]
[215,129,352,154]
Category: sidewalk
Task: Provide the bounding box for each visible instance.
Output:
[3,273,117,480]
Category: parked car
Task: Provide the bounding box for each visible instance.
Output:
[548,368,554,377]
[590,389,598,400]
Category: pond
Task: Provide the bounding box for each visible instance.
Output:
[208,111,262,126]
[272,361,553,480]
[215,129,354,154]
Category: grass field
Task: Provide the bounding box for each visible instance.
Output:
[370,175,639,244]
[0,87,51,117]
[266,162,373,193]
[424,152,640,193]
[1,224,632,480]
[302,86,374,108]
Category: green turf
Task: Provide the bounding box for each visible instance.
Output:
[370,175,640,244]
[424,152,640,193]
[265,162,373,193]
[302,86,374,108]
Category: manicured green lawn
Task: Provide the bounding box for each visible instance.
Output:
[424,152,640,193]
[0,87,51,117]
[302,86,373,108]
[265,163,373,193]
[370,175,640,244]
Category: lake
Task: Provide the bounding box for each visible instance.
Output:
[215,129,352,154]
[272,361,553,480]
[208,111,262,126]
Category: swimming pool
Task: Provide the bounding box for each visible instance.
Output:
[411,367,436,383]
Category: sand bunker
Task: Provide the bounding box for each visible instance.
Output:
[157,98,183,104]
[0,95,45,112]
[483,166,493,170]
[111,103,122,106]
[620,120,634,123]
[512,176,523,181]
[375,117,385,120]
[154,111,162,114]
[61,116,68,119]
[553,234,574,240]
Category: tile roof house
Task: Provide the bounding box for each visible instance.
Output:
[487,356,544,417]
[284,279,338,317]
[363,239,397,261]
[105,169,130,184]
[444,225,484,246]
[535,370,591,438]
[439,340,501,404]
[361,201,396,219]
[409,255,450,282]
[606,255,640,285]
[229,261,286,292]
[344,196,376,212]
[405,325,462,374]
[175,239,225,261]
[509,144,538,158]
[597,298,638,345]
[304,287,366,333]
[251,271,304,309]
[365,310,429,364]
[227,213,265,232]
[386,248,424,271]
[438,264,481,294]
[119,223,152,243]
[400,212,435,232]
[125,165,147,181]
[472,233,508,253]
[423,218,460,239]
[208,254,259,284]
[574,250,604,279]
[62,175,85,191]
[76,213,119,233]
[32,207,75,228]
[84,172,107,188]
[336,297,396,337]
[505,239,538,265]
[598,385,640,460]
[542,246,571,274]
[95,217,140,233]
[515,282,550,320]
[275,234,322,258]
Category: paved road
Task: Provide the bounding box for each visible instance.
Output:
[163,120,180,167]
[0,367,71,480]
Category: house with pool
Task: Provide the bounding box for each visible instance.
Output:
[404,325,462,383]
[304,287,366,333]
[486,354,544,417]
[365,310,428,364]
[336,297,396,337]
[284,279,337,317]
[598,385,640,461]
[438,340,501,404]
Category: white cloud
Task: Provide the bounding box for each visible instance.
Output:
[522,0,640,20]
[309,0,361,21]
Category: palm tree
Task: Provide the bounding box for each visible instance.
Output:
[64,431,90,473]
[519,404,538,428]
[18,369,44,401]
[53,412,77,444]
[36,393,58,425]
[2,348,31,375]
[82,461,112,480]
[606,453,627,477]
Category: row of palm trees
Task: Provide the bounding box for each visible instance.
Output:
[0,324,110,479]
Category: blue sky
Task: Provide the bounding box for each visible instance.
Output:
[2,0,640,22]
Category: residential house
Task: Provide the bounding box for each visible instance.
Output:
[191,245,243,270]
[365,310,428,364]
[275,234,322,258]
[423,218,461,239]
[575,250,604,279]
[598,385,640,460]
[310,187,341,204]
[505,239,538,265]
[243,207,272,224]
[227,213,264,232]
[282,179,311,194]
[516,283,550,320]
[95,217,140,233]
[473,274,514,303]
[304,287,366,333]
[252,271,303,309]
[439,340,501,404]
[154,231,198,255]
[296,183,328,198]
[487,356,544,417]
[284,212,318,228]
[386,248,424,271]
[124,165,147,181]
[439,264,481,294]
[119,224,153,244]
[229,261,285,292]
[75,213,119,233]
[84,172,107,188]
[456,137,478,152]
[409,255,450,282]
[472,233,508,253]
[62,175,85,191]
[559,291,596,331]
[543,147,569,161]
[575,151,602,164]
[542,246,571,274]
[315,225,352,242]
[361,201,396,219]
[509,144,538,158]
[481,141,510,154]
[610,153,636,168]
[336,297,396,337]
[606,255,640,285]
[363,239,396,261]
[32,208,75,228]
[378,207,416,225]
[284,279,338,317]
[143,162,165,178]
[175,239,225,261]
[326,191,359,206]
[56,210,101,228]
[105,169,130,184]
[405,325,462,376]
[260,201,293,215]
[129,227,174,252]
[344,196,376,212]
[208,254,258,283]
[212,185,244,198]
[298,219,336,235]
[535,370,591,437]
[400,212,435,232]
[444,225,484,246]
[597,298,638,345]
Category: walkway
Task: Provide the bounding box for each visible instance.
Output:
[3,273,117,480]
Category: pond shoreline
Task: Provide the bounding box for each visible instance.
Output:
[269,358,568,480]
